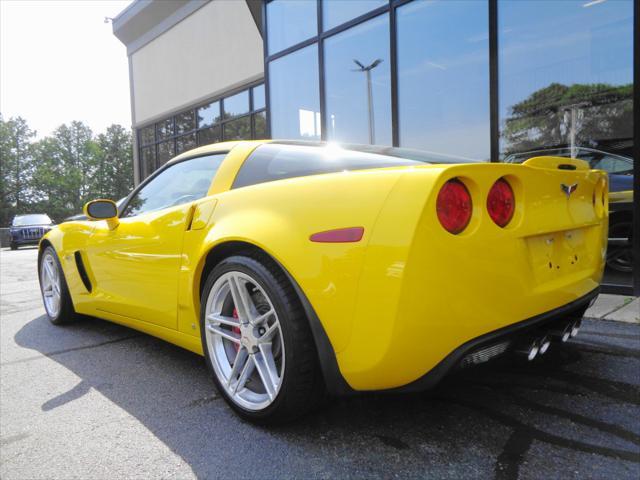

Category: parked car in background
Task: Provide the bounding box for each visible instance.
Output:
[39,140,607,424]
[505,147,634,273]
[9,214,54,250]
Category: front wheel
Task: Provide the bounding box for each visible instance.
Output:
[200,254,324,424]
[39,246,78,324]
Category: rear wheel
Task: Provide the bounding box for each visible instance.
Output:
[39,246,77,324]
[10,242,17,250]
[200,254,323,424]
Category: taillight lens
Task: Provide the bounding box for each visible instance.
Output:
[487,178,515,227]
[436,179,472,234]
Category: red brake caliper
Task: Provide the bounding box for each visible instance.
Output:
[232,308,241,352]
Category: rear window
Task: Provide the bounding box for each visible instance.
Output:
[232,143,472,189]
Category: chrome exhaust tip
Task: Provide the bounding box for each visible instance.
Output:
[538,336,551,355]
[516,342,539,361]
[570,319,582,338]
[549,323,572,343]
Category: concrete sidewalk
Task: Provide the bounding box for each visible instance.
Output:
[585,294,639,324]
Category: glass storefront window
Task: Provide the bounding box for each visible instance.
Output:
[253,85,266,111]
[499,0,633,158]
[198,125,221,146]
[499,0,634,286]
[267,0,317,55]
[322,0,386,31]
[141,146,156,179]
[254,112,267,139]
[224,91,250,119]
[157,140,175,166]
[139,126,155,146]
[175,111,195,135]
[224,116,251,141]
[197,101,220,128]
[397,0,490,161]
[176,133,196,155]
[269,44,321,140]
[156,118,174,141]
[324,14,391,145]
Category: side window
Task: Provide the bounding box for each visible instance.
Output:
[122,154,226,218]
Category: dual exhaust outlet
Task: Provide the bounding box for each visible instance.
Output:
[516,318,582,361]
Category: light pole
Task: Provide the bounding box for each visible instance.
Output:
[561,102,589,158]
[353,59,382,145]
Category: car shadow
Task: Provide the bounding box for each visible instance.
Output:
[14,314,640,478]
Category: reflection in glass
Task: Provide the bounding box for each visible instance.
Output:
[141,146,156,179]
[156,118,174,141]
[197,101,220,128]
[224,116,251,141]
[254,112,267,139]
[499,0,634,286]
[267,0,317,55]
[197,125,221,146]
[175,111,195,135]
[139,126,155,146]
[269,45,321,140]
[223,91,250,119]
[499,0,633,158]
[157,140,175,166]
[397,0,490,160]
[325,14,391,145]
[253,84,266,110]
[176,133,196,154]
[323,0,386,31]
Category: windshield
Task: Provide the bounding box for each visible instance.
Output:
[12,214,52,226]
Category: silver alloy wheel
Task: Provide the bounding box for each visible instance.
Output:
[40,252,61,318]
[204,271,285,411]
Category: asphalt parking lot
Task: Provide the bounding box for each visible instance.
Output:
[1,247,639,479]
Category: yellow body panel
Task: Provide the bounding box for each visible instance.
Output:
[41,143,607,391]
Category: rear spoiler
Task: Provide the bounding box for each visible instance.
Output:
[523,156,590,171]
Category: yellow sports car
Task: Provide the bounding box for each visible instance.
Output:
[38,140,607,423]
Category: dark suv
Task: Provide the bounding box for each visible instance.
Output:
[9,214,54,250]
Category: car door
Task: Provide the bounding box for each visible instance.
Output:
[85,153,226,329]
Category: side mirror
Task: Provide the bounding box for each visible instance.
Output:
[83,199,119,230]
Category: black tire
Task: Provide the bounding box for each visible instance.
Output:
[10,242,17,250]
[200,253,325,425]
[38,246,78,325]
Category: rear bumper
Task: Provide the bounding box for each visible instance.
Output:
[314,285,598,396]
[393,287,598,392]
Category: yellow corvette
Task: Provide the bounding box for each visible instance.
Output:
[38,140,607,423]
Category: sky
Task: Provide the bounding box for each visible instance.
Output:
[0,0,133,138]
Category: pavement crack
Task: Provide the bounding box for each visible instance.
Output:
[441,397,640,466]
[494,428,532,480]
[1,334,141,366]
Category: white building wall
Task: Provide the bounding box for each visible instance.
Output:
[130,0,263,125]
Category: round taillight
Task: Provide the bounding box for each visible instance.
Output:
[436,179,472,234]
[487,178,515,228]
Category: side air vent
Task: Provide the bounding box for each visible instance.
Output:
[74,251,92,293]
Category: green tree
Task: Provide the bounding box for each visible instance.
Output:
[94,124,133,201]
[31,121,99,220]
[502,82,633,155]
[0,115,37,226]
